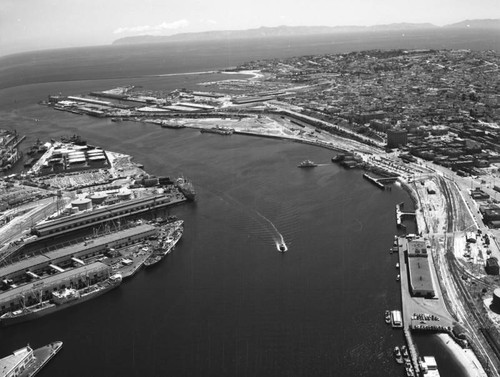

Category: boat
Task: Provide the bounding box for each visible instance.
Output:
[331,154,345,162]
[393,346,404,364]
[385,310,391,324]
[0,341,63,377]
[297,160,318,168]
[401,345,409,359]
[278,243,286,252]
[0,273,122,326]
[160,221,184,256]
[396,274,401,281]
[200,125,234,135]
[396,262,400,268]
[405,364,415,377]
[176,177,196,201]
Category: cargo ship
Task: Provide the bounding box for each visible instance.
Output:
[200,125,234,135]
[176,177,196,201]
[297,160,318,168]
[145,220,184,266]
[0,341,63,377]
[0,273,122,326]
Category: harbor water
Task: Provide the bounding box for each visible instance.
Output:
[0,40,471,376]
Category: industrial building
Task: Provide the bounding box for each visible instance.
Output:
[387,128,408,148]
[406,238,436,298]
[0,262,110,314]
[2,224,157,286]
[0,224,157,314]
[32,194,183,238]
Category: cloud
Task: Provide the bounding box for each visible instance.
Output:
[113,19,189,34]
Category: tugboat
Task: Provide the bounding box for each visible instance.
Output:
[297,160,318,168]
[385,310,391,324]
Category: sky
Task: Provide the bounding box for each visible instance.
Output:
[1,0,500,56]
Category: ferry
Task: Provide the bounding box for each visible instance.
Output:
[0,274,122,326]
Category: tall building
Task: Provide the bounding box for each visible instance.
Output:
[387,128,408,148]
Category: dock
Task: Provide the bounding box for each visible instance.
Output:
[396,202,416,228]
[362,173,386,189]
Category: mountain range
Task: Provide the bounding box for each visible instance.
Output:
[113,19,500,46]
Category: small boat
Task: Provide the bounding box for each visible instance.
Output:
[401,345,409,359]
[385,310,391,324]
[405,364,415,377]
[396,262,400,269]
[393,347,404,364]
[297,160,318,168]
[396,274,401,281]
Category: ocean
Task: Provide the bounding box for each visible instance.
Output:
[0,31,483,376]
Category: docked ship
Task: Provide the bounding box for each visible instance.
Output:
[144,220,184,266]
[0,341,63,377]
[200,125,234,135]
[0,273,122,326]
[176,177,196,201]
[297,160,318,168]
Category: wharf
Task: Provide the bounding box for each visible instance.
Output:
[396,239,421,375]
[396,236,456,376]
[104,244,152,279]
[396,202,416,228]
[11,135,26,149]
[362,173,385,189]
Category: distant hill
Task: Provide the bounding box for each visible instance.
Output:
[444,19,500,29]
[112,23,438,46]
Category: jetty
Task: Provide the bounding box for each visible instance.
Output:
[363,173,398,190]
[396,202,416,228]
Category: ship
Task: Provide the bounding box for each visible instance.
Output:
[145,220,184,265]
[297,160,318,168]
[0,341,63,377]
[0,273,122,326]
[176,177,196,201]
[200,125,234,135]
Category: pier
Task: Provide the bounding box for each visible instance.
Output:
[363,173,398,190]
[396,202,416,228]
[362,173,386,189]
[396,236,456,377]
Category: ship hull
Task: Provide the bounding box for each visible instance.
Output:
[0,277,121,327]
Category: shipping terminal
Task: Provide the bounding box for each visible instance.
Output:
[0,138,192,326]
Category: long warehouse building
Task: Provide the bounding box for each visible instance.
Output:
[32,193,184,238]
[1,224,157,287]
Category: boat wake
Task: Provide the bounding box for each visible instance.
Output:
[256,211,288,252]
